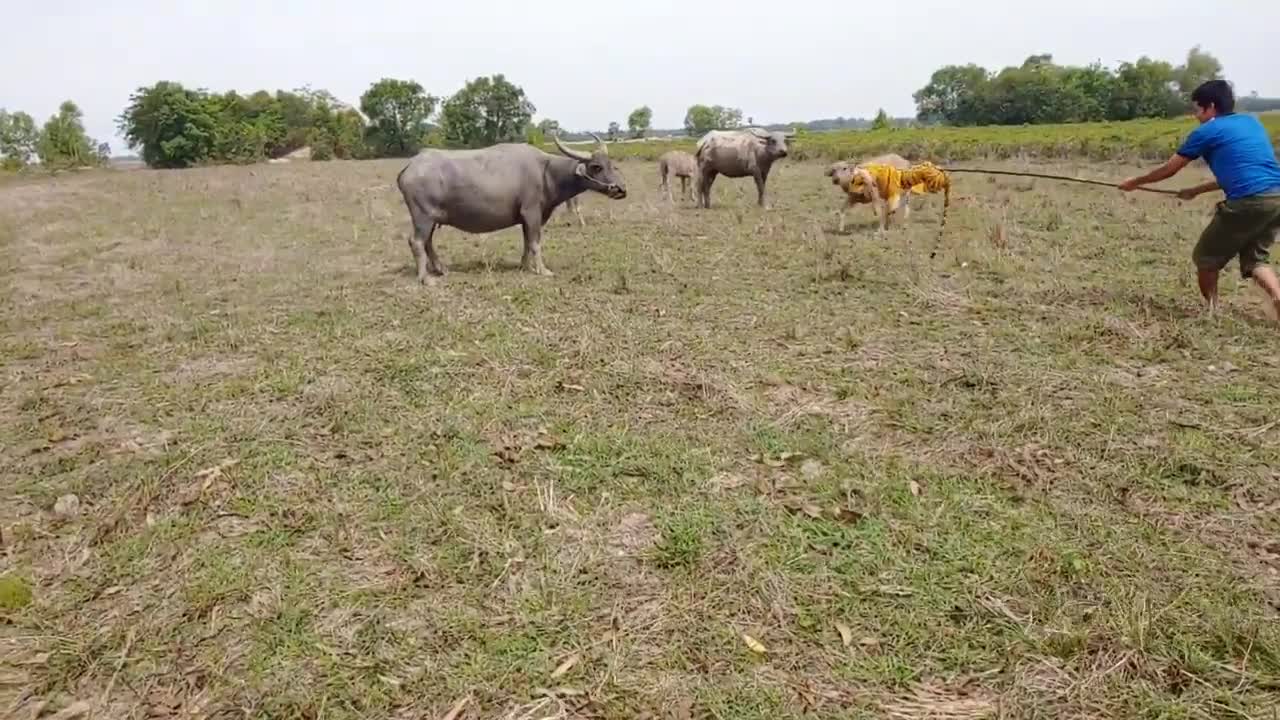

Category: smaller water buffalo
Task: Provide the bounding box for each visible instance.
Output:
[395,133,625,282]
[694,127,796,209]
[658,150,698,203]
[562,195,586,227]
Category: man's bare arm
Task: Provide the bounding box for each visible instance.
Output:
[1178,180,1221,200]
[1120,154,1192,191]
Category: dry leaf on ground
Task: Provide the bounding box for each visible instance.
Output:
[782,501,823,519]
[800,459,825,479]
[835,622,853,647]
[441,695,469,720]
[194,459,240,481]
[549,654,579,680]
[741,633,767,654]
[828,507,865,524]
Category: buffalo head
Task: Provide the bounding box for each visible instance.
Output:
[553,133,627,199]
[747,127,796,160]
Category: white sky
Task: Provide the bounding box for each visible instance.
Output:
[4,1,1278,154]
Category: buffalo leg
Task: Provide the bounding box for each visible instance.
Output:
[520,214,552,276]
[406,202,441,283]
[697,170,717,209]
[423,224,445,275]
[681,177,692,203]
[753,172,767,207]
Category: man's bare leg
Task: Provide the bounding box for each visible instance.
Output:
[1197,269,1220,314]
[1249,265,1280,322]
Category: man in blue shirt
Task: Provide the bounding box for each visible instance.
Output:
[1121,80,1280,320]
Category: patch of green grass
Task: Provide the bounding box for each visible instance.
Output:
[0,573,33,610]
[652,509,714,570]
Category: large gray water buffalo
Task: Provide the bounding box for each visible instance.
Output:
[694,127,796,208]
[395,134,626,282]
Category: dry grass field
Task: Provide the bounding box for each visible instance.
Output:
[3,155,1280,719]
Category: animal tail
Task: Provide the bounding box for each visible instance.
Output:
[658,157,669,187]
[395,161,410,194]
[929,174,952,260]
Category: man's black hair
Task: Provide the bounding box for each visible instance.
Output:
[1191,79,1235,115]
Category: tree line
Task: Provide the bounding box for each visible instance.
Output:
[912,46,1238,126]
[0,102,109,171]
[5,46,1274,172]
[110,75,542,169]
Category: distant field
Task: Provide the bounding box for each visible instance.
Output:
[564,115,1280,163]
[2,156,1279,719]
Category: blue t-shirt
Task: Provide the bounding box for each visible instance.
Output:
[1176,113,1280,201]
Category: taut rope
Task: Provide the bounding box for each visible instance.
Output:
[940,167,1179,195]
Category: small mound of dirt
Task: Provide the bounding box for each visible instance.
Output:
[607,512,658,557]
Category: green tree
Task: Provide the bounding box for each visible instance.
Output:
[607,121,621,141]
[210,90,288,163]
[914,51,1197,126]
[272,88,328,155]
[714,105,743,129]
[438,74,535,149]
[119,81,359,167]
[307,103,368,160]
[0,110,40,169]
[1110,57,1183,120]
[982,61,1079,124]
[118,81,220,168]
[37,101,98,169]
[329,108,368,159]
[308,130,335,161]
[309,103,367,160]
[683,104,743,135]
[870,108,891,130]
[627,105,652,139]
[684,104,717,135]
[913,64,989,124]
[360,78,438,157]
[1176,46,1223,95]
[1061,62,1115,122]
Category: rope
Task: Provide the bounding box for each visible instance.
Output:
[941,167,1180,196]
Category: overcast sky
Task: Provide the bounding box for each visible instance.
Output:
[4,1,1278,154]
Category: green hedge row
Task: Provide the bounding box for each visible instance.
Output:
[552,115,1280,163]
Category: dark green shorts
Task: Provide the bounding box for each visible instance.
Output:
[1193,192,1280,278]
